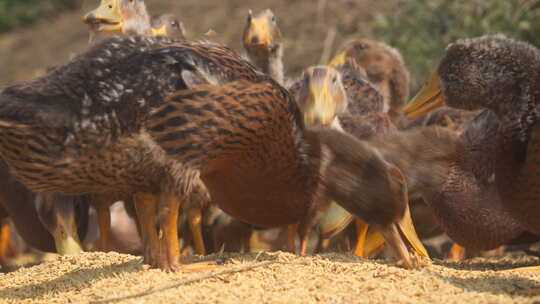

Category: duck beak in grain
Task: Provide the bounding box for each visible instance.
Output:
[403,71,445,119]
[379,202,429,268]
[151,25,168,37]
[83,0,123,33]
[363,227,386,258]
[329,51,347,67]
[52,209,84,255]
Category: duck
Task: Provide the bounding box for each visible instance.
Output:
[403,34,540,270]
[84,0,152,36]
[84,1,185,39]
[289,61,413,258]
[362,107,540,256]
[242,9,284,85]
[84,1,214,256]
[150,14,186,40]
[0,161,90,267]
[330,39,410,126]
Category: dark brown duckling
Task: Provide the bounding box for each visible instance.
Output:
[403,35,540,272]
[330,39,410,126]
[370,110,534,251]
[313,127,427,266]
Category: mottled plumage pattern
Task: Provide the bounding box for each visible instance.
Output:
[334,39,410,122]
[0,35,265,196]
[369,118,526,250]
[432,35,540,235]
[336,59,384,116]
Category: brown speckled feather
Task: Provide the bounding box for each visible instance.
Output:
[0,35,266,196]
[336,59,384,116]
[147,79,319,227]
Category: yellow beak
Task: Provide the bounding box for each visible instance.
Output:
[83,0,123,33]
[151,25,168,37]
[378,202,430,268]
[403,71,445,119]
[329,52,347,67]
[244,18,272,48]
[303,83,337,126]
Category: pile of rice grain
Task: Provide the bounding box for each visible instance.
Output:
[1,251,540,304]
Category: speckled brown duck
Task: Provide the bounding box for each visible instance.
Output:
[403,34,540,270]
[0,36,263,271]
[84,1,214,256]
[330,39,410,126]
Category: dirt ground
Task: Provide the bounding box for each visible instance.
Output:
[1,251,540,304]
[0,0,380,87]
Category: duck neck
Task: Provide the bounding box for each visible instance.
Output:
[248,45,284,85]
[122,3,152,36]
[372,127,523,249]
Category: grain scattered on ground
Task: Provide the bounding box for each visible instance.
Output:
[1,251,540,304]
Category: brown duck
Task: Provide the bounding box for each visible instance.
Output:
[0,35,427,269]
[403,34,540,270]
[243,9,284,85]
[290,61,413,258]
[84,1,214,256]
[330,39,410,126]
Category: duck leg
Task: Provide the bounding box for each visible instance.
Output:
[158,192,218,272]
[353,219,369,257]
[186,206,206,255]
[93,199,111,252]
[446,243,466,261]
[0,219,11,270]
[286,224,298,254]
[133,192,160,267]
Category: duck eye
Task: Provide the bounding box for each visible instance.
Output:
[108,4,113,8]
[332,77,337,83]
[271,16,276,22]
[171,21,179,28]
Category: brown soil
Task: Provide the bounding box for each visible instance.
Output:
[2,251,540,304]
[0,0,380,87]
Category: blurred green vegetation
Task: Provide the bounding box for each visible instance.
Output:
[0,0,79,33]
[371,0,540,91]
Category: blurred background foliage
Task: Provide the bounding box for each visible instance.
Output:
[0,0,79,33]
[370,0,540,90]
[1,0,540,92]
